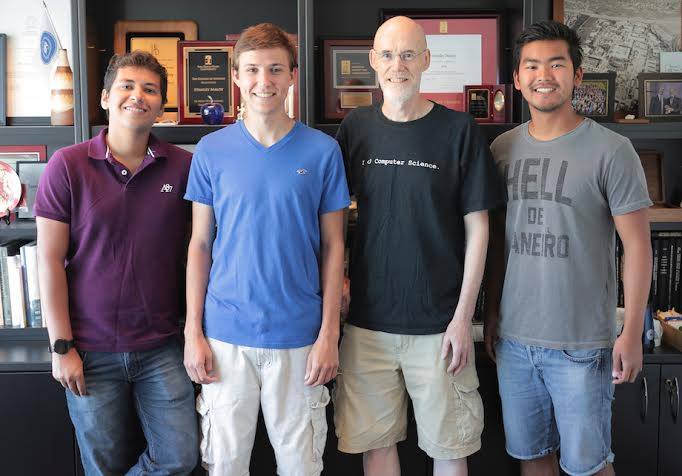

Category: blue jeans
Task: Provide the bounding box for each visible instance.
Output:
[495,337,615,476]
[66,339,198,476]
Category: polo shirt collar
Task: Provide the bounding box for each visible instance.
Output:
[88,127,169,162]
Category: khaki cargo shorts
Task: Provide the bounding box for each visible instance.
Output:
[332,324,483,460]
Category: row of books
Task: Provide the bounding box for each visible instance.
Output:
[616,232,682,312]
[0,239,43,329]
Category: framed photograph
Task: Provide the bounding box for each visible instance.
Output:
[0,145,47,171]
[636,150,664,203]
[16,162,48,219]
[322,38,382,122]
[572,72,615,122]
[177,41,239,125]
[114,20,198,122]
[380,9,500,112]
[555,0,682,114]
[639,73,682,121]
[0,33,6,126]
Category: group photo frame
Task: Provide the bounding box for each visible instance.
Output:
[572,72,615,122]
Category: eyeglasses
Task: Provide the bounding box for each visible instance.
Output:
[374,49,427,63]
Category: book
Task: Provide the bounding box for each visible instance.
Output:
[6,255,26,328]
[20,241,41,328]
[0,239,31,327]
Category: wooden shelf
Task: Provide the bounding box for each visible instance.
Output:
[91,124,225,144]
[648,207,682,223]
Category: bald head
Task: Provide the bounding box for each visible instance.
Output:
[374,16,427,52]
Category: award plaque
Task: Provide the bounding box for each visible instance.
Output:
[323,39,382,122]
[381,10,500,112]
[464,84,513,123]
[177,41,238,124]
[114,20,198,122]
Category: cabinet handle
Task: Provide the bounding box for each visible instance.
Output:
[665,377,679,422]
[640,376,648,420]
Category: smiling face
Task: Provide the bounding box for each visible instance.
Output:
[370,16,430,106]
[514,39,583,115]
[100,66,164,131]
[232,47,294,119]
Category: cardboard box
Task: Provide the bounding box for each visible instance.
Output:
[658,318,682,352]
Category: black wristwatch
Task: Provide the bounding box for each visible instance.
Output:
[49,339,76,355]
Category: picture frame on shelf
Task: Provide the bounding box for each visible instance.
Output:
[0,145,47,171]
[322,38,382,122]
[464,84,513,123]
[639,73,682,121]
[114,20,199,122]
[572,72,615,122]
[16,162,48,219]
[177,41,238,125]
[0,33,6,126]
[380,9,501,112]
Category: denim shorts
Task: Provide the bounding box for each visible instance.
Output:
[495,337,615,476]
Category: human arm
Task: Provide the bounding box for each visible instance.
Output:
[483,208,506,362]
[183,201,218,384]
[37,217,86,396]
[612,209,652,384]
[441,210,489,374]
[305,209,345,386]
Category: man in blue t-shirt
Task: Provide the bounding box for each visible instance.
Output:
[183,23,350,475]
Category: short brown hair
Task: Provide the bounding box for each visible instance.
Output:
[102,51,168,105]
[233,23,297,71]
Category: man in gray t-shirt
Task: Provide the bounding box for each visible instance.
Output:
[486,21,652,476]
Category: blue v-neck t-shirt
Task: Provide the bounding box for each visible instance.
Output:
[185,121,350,348]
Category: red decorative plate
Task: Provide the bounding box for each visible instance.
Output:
[0,161,23,218]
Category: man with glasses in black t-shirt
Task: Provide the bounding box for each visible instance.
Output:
[333,15,506,476]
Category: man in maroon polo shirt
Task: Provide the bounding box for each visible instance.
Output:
[34,51,198,475]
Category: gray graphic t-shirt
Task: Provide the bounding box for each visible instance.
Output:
[491,119,652,349]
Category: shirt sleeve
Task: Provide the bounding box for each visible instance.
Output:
[335,117,354,197]
[319,141,351,215]
[602,139,653,216]
[33,149,72,223]
[183,139,213,206]
[458,118,507,215]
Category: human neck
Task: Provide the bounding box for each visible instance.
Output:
[243,111,294,147]
[528,106,584,142]
[106,125,150,169]
[381,96,433,122]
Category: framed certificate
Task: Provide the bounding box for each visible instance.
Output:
[177,41,239,124]
[114,20,198,122]
[380,10,500,112]
[323,39,382,122]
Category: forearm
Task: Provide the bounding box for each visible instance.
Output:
[185,240,212,337]
[621,239,653,338]
[454,212,489,322]
[319,238,344,340]
[39,258,73,342]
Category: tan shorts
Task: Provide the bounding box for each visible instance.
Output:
[333,324,483,460]
[197,338,330,476]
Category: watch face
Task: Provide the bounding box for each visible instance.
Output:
[53,339,71,354]
[494,90,505,112]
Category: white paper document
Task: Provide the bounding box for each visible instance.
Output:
[420,34,482,94]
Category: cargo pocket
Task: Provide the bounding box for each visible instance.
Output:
[196,393,213,468]
[450,366,484,445]
[306,385,331,462]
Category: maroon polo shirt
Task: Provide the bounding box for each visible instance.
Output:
[34,129,191,352]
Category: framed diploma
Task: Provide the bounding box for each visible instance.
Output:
[114,20,198,122]
[177,41,239,124]
[323,39,382,122]
[380,10,500,112]
[464,84,513,123]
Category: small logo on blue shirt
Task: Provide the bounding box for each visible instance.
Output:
[40,31,57,65]
[296,168,308,175]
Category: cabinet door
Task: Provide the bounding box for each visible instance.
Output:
[0,372,76,476]
[613,364,660,476]
[659,365,682,476]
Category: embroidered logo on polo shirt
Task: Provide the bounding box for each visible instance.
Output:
[296,169,308,175]
[160,184,174,193]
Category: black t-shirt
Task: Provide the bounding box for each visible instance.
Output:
[337,103,506,334]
